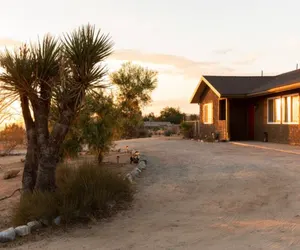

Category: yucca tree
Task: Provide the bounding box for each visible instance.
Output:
[0,25,113,191]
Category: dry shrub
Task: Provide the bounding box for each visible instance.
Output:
[12,162,133,226]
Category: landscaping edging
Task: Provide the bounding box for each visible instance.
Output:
[0,153,149,244]
[125,154,148,183]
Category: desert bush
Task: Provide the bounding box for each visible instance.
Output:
[180,122,193,138]
[13,162,133,226]
[137,128,151,138]
[164,130,172,137]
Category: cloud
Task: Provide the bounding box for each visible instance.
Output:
[213,48,233,55]
[0,38,22,47]
[233,57,257,65]
[111,49,218,68]
[111,49,235,78]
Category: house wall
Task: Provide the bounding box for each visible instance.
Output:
[199,87,227,140]
[253,89,300,145]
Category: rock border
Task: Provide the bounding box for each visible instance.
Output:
[124,154,148,184]
[0,151,148,243]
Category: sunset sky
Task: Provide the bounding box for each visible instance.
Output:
[1,0,300,119]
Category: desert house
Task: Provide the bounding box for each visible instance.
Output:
[190,69,300,144]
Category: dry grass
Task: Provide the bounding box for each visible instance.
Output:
[0,152,136,231]
[12,162,133,226]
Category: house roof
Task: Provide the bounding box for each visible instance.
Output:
[190,69,300,103]
[203,76,273,96]
[249,69,300,95]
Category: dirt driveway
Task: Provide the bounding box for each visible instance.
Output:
[11,138,300,249]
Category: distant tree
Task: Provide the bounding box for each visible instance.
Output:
[110,62,158,138]
[0,123,25,156]
[189,114,199,121]
[143,112,157,121]
[159,107,185,124]
[81,92,119,163]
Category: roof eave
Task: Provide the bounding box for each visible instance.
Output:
[190,76,221,104]
[247,82,300,97]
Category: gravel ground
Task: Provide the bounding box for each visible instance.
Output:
[9,138,300,250]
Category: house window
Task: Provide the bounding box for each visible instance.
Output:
[203,103,213,124]
[267,94,299,124]
[267,97,281,124]
[219,99,226,120]
[282,94,299,124]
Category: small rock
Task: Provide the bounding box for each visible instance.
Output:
[140,159,148,165]
[107,200,116,209]
[40,219,50,226]
[3,169,20,180]
[138,161,146,170]
[27,221,42,231]
[0,227,16,243]
[125,173,133,183]
[131,168,140,177]
[53,216,61,226]
[15,225,30,237]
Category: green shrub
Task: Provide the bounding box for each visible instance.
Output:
[164,130,172,137]
[13,162,133,226]
[180,122,193,138]
[137,128,149,138]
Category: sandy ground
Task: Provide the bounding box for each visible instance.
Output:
[4,138,300,249]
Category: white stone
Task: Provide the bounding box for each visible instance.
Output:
[53,216,61,226]
[15,225,30,237]
[0,227,16,242]
[27,221,42,231]
[131,168,140,177]
[138,161,146,170]
[125,173,133,183]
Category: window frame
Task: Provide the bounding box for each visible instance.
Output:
[267,96,281,125]
[282,93,299,125]
[267,94,300,125]
[203,103,213,124]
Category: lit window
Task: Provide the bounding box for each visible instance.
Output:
[282,95,299,124]
[268,97,281,124]
[203,103,213,124]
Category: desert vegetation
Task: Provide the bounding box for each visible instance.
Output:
[0,24,157,230]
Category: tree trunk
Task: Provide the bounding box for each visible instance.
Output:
[34,108,73,191]
[97,150,104,163]
[22,129,38,192]
[20,95,39,192]
[34,150,58,192]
